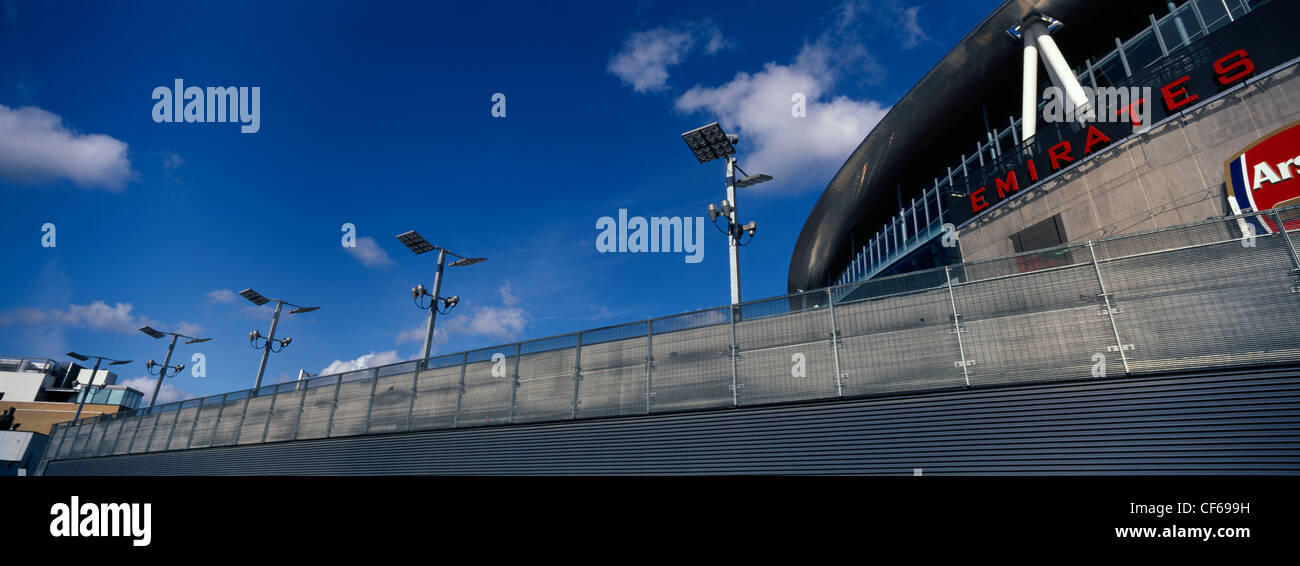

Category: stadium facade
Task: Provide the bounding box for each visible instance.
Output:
[38,0,1300,475]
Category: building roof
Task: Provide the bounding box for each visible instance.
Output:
[787,0,1174,292]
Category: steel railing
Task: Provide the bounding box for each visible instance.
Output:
[41,206,1300,466]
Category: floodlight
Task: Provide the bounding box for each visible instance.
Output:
[146,360,156,369]
[249,330,262,341]
[109,359,133,366]
[449,257,486,267]
[67,352,90,362]
[184,338,212,344]
[239,288,270,306]
[288,306,319,314]
[396,230,435,255]
[280,337,292,347]
[681,122,736,163]
[139,326,165,339]
[175,364,185,372]
[708,204,720,221]
[444,296,460,309]
[743,221,757,236]
[735,173,773,188]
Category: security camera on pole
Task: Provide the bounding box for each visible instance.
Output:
[395,230,486,367]
[238,289,319,392]
[65,352,132,423]
[681,122,771,305]
[139,326,211,409]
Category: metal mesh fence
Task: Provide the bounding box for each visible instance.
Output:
[44,207,1300,462]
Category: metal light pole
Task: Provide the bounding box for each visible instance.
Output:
[139,326,210,409]
[396,230,486,367]
[239,288,319,391]
[66,352,132,424]
[421,248,448,362]
[254,300,283,390]
[682,122,771,305]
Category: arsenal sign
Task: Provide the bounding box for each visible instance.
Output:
[1226,120,1300,235]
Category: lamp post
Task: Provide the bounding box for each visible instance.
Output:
[396,230,486,365]
[681,122,771,305]
[239,288,319,391]
[65,352,132,423]
[139,326,211,409]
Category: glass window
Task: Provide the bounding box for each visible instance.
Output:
[1158,10,1204,52]
[1122,29,1164,73]
[1196,0,1234,32]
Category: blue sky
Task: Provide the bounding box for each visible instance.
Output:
[0,0,995,402]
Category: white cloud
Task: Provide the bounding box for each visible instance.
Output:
[674,48,889,189]
[608,21,728,93]
[670,1,903,189]
[320,350,404,375]
[398,281,529,351]
[898,5,929,49]
[206,289,238,304]
[118,376,194,405]
[345,236,396,269]
[0,300,201,337]
[0,104,132,190]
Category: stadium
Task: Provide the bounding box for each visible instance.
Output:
[37,0,1300,475]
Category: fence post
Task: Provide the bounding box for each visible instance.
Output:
[361,368,380,435]
[645,320,655,414]
[730,305,741,406]
[125,409,149,453]
[231,390,253,445]
[825,288,844,397]
[508,343,522,424]
[209,393,229,447]
[1271,210,1300,284]
[1088,241,1132,375]
[945,266,972,387]
[324,376,342,438]
[261,385,281,443]
[453,352,468,428]
[404,360,423,432]
[185,398,205,450]
[571,332,583,420]
[290,383,308,440]
[163,405,184,450]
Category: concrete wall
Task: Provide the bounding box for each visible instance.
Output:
[1,401,123,435]
[959,61,1300,262]
[0,370,55,403]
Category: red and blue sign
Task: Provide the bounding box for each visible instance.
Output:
[1226,121,1300,235]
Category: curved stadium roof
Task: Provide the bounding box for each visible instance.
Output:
[788,0,1175,293]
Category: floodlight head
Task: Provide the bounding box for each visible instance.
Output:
[288,306,319,315]
[681,122,736,164]
[444,296,460,309]
[66,352,89,362]
[239,288,270,306]
[280,337,292,348]
[139,326,165,339]
[735,173,773,188]
[249,330,261,342]
[146,360,156,369]
[744,221,757,236]
[449,257,486,267]
[184,337,212,344]
[175,364,185,373]
[396,230,435,255]
[109,359,132,366]
[707,204,720,221]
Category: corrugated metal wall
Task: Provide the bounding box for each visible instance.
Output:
[42,364,1300,475]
